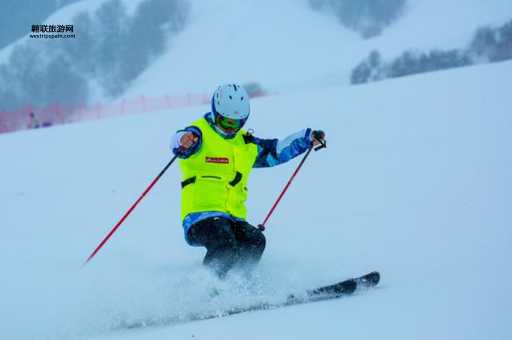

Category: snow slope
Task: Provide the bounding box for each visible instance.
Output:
[2,0,511,88]
[124,0,512,96]
[1,61,511,340]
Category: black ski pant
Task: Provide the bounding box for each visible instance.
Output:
[187,216,266,278]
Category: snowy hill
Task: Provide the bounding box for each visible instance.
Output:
[2,0,510,134]
[123,0,512,96]
[1,60,511,340]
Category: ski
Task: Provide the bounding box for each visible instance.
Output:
[301,270,380,302]
[117,271,380,330]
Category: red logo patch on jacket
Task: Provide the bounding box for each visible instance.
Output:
[205,156,229,164]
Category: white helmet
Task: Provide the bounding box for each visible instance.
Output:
[211,84,250,135]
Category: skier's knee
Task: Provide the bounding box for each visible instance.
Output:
[208,222,237,250]
[190,217,237,249]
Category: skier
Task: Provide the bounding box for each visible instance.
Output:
[28,112,41,129]
[171,84,326,278]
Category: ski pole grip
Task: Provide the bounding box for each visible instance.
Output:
[314,140,326,151]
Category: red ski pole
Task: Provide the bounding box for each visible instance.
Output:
[258,132,326,231]
[83,155,179,266]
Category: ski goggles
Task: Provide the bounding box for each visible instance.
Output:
[215,114,247,132]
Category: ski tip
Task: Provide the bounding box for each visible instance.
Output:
[362,271,380,286]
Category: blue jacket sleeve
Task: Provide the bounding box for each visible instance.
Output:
[252,128,313,168]
[171,126,202,159]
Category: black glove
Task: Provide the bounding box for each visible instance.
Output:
[312,130,325,141]
[311,130,326,150]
